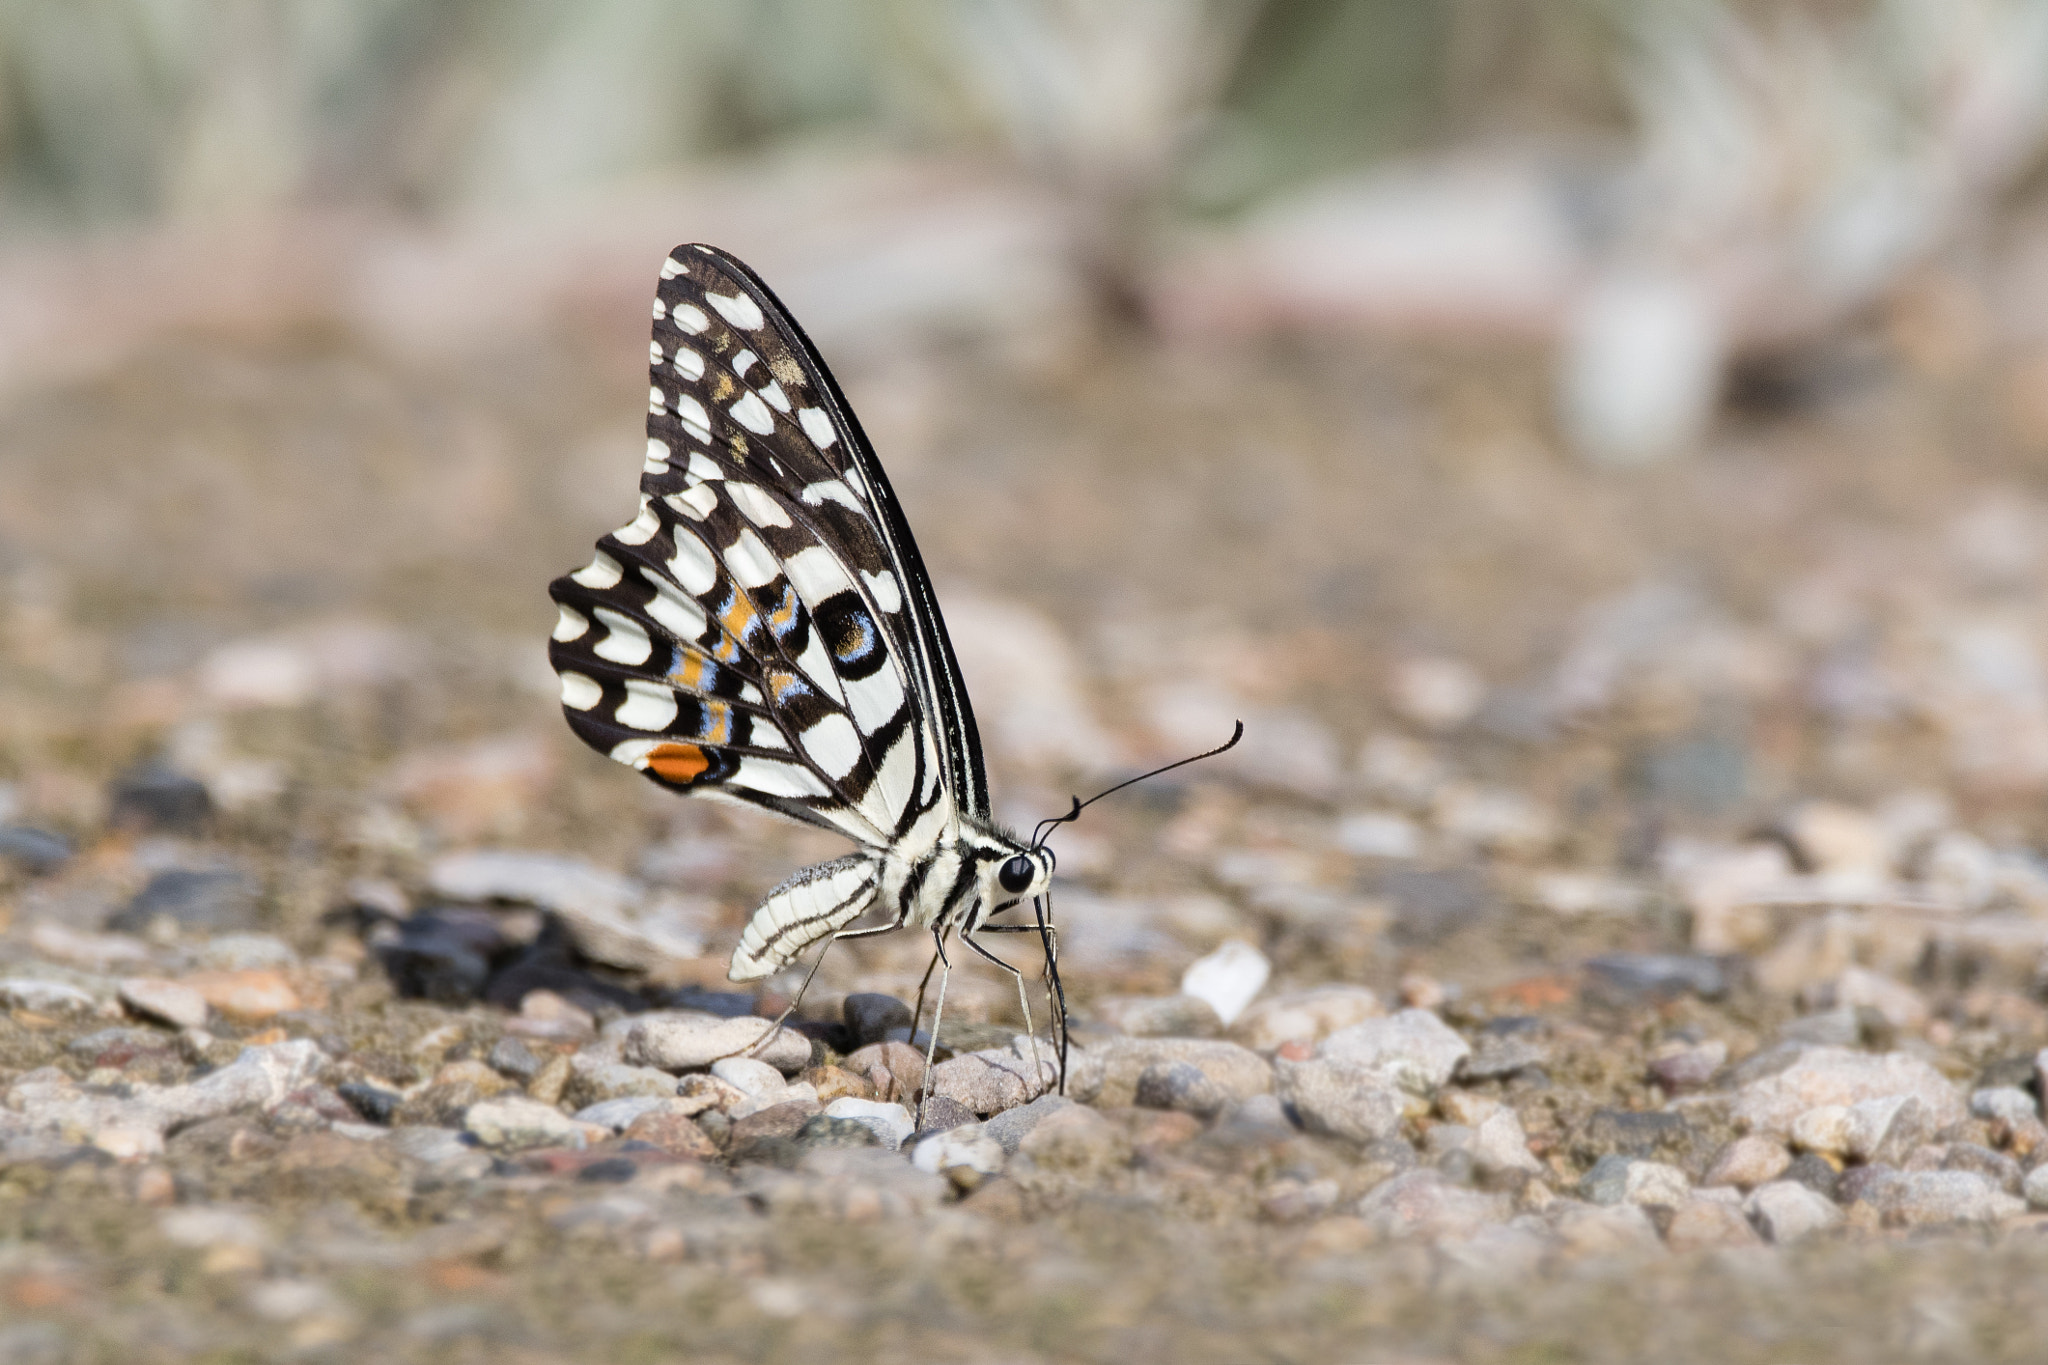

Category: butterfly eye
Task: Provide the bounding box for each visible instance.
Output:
[998,855,1036,895]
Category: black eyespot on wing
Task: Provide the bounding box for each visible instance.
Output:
[999,855,1035,895]
[814,591,886,679]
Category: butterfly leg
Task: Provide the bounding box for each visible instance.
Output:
[737,916,907,1066]
[963,928,1052,1102]
[915,927,952,1128]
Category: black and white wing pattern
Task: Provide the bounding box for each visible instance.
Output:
[548,244,989,859]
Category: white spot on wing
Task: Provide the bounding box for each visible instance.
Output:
[665,484,719,521]
[725,481,791,528]
[667,529,718,594]
[649,340,663,364]
[798,408,838,450]
[863,731,917,831]
[723,526,781,589]
[801,713,863,780]
[686,450,722,484]
[644,437,671,475]
[783,545,855,604]
[592,607,653,665]
[552,604,590,642]
[732,349,757,378]
[670,303,710,334]
[861,569,902,613]
[707,290,765,330]
[729,391,774,435]
[660,256,685,279]
[616,678,678,731]
[795,635,848,702]
[572,551,623,590]
[560,671,602,711]
[610,738,658,766]
[732,757,830,799]
[799,480,864,514]
[653,298,667,320]
[759,380,791,414]
[612,495,661,546]
[671,346,705,381]
[843,666,904,734]
[674,394,712,444]
[649,385,666,415]
[641,574,707,639]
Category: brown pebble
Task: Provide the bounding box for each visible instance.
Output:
[844,1041,927,1104]
[803,1064,875,1104]
[728,1099,821,1145]
[623,1110,719,1158]
[181,969,302,1022]
[527,1053,572,1106]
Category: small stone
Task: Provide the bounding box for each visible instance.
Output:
[517,990,596,1037]
[1942,1142,2022,1195]
[727,1099,822,1147]
[1822,966,1930,1032]
[1580,1153,1635,1205]
[1550,1202,1664,1257]
[0,979,97,1014]
[195,934,298,972]
[1622,1160,1692,1208]
[1703,1135,1792,1189]
[336,1083,400,1126]
[109,764,213,834]
[1869,1169,2027,1226]
[1015,1105,1131,1179]
[1782,801,1889,879]
[1133,1060,1228,1119]
[464,1096,589,1151]
[1647,1039,1727,1093]
[1746,1180,1843,1243]
[487,1037,544,1083]
[1319,1009,1470,1095]
[1790,1105,1854,1156]
[1842,1094,1934,1164]
[0,825,70,876]
[1064,1037,1274,1109]
[108,869,256,934]
[803,1065,874,1104]
[181,970,301,1022]
[841,994,913,1048]
[911,1121,1008,1192]
[1664,1198,1763,1249]
[823,1097,914,1150]
[842,1042,926,1105]
[1179,940,1270,1026]
[671,1072,749,1116]
[2023,1164,2048,1210]
[1459,1032,1550,1081]
[1229,985,1383,1052]
[564,1054,680,1107]
[1970,1085,2039,1125]
[528,1053,573,1107]
[120,978,210,1031]
[793,1115,879,1150]
[1093,994,1222,1038]
[1783,1152,1842,1201]
[1732,1047,1967,1138]
[908,1095,976,1136]
[981,1094,1072,1154]
[710,1057,787,1098]
[928,1048,1053,1117]
[572,1096,669,1131]
[1470,1109,1544,1177]
[1276,1057,1405,1144]
[622,1013,811,1075]
[621,1107,719,1158]
[370,909,501,1003]
[1357,1169,1509,1239]
[1583,953,1727,1001]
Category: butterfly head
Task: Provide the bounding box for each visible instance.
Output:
[990,845,1053,907]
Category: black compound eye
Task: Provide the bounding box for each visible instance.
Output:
[998,855,1036,895]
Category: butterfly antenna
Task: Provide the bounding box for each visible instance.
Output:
[1030,720,1243,849]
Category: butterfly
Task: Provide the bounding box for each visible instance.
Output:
[548,243,1077,1080]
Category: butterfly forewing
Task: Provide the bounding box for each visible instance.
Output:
[549,244,979,849]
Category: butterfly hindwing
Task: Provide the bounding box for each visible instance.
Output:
[549,244,976,847]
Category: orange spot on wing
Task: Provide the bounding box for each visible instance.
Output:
[648,743,712,783]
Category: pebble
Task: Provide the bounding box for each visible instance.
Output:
[118,977,210,1030]
[0,978,98,1014]
[1318,1009,1469,1094]
[195,935,299,971]
[842,1042,926,1105]
[181,970,301,1021]
[572,1097,670,1132]
[1014,1105,1131,1180]
[1623,1161,1692,1209]
[822,1098,914,1150]
[911,1122,1008,1190]
[1229,985,1383,1053]
[841,993,913,1047]
[26,923,153,973]
[1746,1180,1844,1243]
[1357,1169,1510,1240]
[1092,994,1222,1038]
[1970,1085,2040,1125]
[622,1013,811,1075]
[710,1057,788,1098]
[426,850,696,974]
[1549,1202,1664,1258]
[1132,1060,1228,1118]
[620,1108,718,1158]
[729,1099,822,1146]
[108,868,257,934]
[1664,1198,1764,1249]
[0,825,71,875]
[1841,1094,1936,1164]
[1822,966,1930,1032]
[1179,940,1270,1026]
[1731,1047,1967,1138]
[1647,1039,1728,1093]
[982,1094,1073,1153]
[1790,1105,1853,1156]
[487,1037,544,1083]
[1065,1037,1273,1108]
[565,1055,682,1106]
[793,1115,880,1150]
[463,1096,590,1151]
[1275,1057,1405,1143]
[108,765,213,834]
[1459,1032,1550,1081]
[1582,953,1728,1001]
[928,1046,1055,1116]
[1580,1153,1635,1205]
[1942,1142,2022,1195]
[1470,1109,1544,1177]
[1703,1135,1793,1189]
[1857,1170,2027,1226]
[2023,1164,2048,1210]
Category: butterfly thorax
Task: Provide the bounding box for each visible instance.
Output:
[880,820,1051,934]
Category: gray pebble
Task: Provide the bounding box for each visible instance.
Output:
[842,993,913,1048]
[109,869,257,934]
[1133,1060,1228,1118]
[1275,1057,1405,1144]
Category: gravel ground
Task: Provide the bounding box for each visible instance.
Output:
[8,276,2048,1362]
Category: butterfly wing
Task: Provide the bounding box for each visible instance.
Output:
[548,244,986,850]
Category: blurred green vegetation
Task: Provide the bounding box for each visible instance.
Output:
[0,0,1640,234]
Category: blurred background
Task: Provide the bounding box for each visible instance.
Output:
[10,0,2048,1013]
